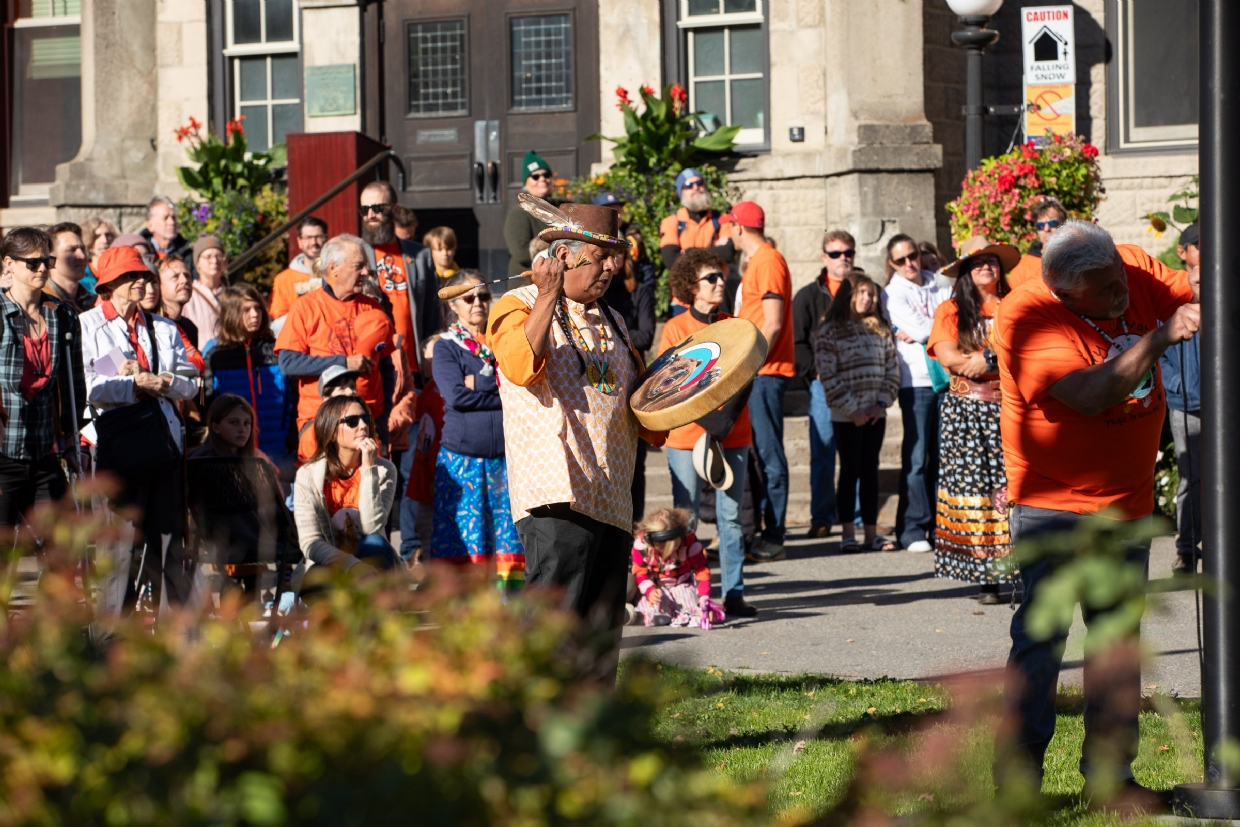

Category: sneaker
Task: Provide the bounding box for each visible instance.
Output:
[704,537,720,560]
[906,540,933,554]
[746,539,786,563]
[803,523,831,539]
[652,613,672,627]
[624,604,638,626]
[1171,555,1197,575]
[723,596,758,618]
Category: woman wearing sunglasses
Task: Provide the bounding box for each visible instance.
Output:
[1007,197,1068,290]
[655,249,756,619]
[0,227,86,530]
[882,233,949,554]
[428,270,525,594]
[294,393,399,571]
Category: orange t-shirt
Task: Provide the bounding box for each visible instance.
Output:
[323,470,362,554]
[274,287,395,437]
[737,243,795,377]
[994,244,1191,519]
[372,242,420,370]
[270,267,314,320]
[825,275,844,298]
[658,208,723,249]
[927,298,1000,378]
[1006,253,1042,290]
[657,310,753,451]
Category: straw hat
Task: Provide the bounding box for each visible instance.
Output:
[942,236,1021,278]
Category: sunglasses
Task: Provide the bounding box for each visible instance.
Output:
[824,248,856,259]
[697,271,724,284]
[682,180,706,190]
[456,290,492,304]
[360,203,394,216]
[11,255,55,271]
[967,256,1001,270]
[340,413,372,428]
[1035,219,1063,231]
[891,251,921,267]
[528,172,552,181]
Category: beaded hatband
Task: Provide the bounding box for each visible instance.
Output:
[537,225,632,248]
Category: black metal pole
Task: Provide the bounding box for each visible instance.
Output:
[1173,0,1240,817]
[952,15,999,171]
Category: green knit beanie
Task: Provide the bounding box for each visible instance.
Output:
[522,150,551,177]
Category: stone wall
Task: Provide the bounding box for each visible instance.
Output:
[154,0,210,205]
[596,0,663,146]
[300,0,363,135]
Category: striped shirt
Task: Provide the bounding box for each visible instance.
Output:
[814,319,900,421]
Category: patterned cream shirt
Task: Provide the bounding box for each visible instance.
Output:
[490,285,647,532]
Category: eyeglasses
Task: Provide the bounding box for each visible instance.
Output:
[340,413,372,428]
[11,255,55,271]
[1035,219,1063,231]
[824,248,856,259]
[891,251,921,267]
[456,290,492,304]
[359,203,394,216]
[682,180,706,190]
[528,172,552,181]
[697,271,724,284]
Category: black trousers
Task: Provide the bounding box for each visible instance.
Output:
[517,503,632,685]
[834,418,886,526]
[0,453,67,528]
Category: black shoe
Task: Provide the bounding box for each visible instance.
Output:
[652,614,672,627]
[723,597,758,618]
[1171,555,1197,575]
[978,584,1001,605]
[1083,779,1168,815]
[803,523,831,539]
[746,539,786,563]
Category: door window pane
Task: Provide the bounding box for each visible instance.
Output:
[239,57,267,102]
[724,0,756,11]
[511,14,573,110]
[265,0,293,42]
[11,24,82,191]
[729,26,762,74]
[18,0,79,16]
[694,30,725,76]
[271,54,298,99]
[694,80,725,122]
[240,105,269,152]
[688,0,720,14]
[407,19,468,115]
[731,78,763,129]
[233,0,261,44]
[1131,0,1197,129]
[272,103,301,146]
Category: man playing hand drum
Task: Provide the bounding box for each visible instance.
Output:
[489,203,665,683]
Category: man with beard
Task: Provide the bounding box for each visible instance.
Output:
[359,181,436,373]
[489,202,666,684]
[658,168,735,270]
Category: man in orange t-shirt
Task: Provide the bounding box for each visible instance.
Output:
[722,201,793,561]
[275,234,396,461]
[991,220,1198,796]
[269,217,328,331]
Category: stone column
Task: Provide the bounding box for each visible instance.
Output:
[49,0,161,231]
[300,0,363,135]
[594,0,663,170]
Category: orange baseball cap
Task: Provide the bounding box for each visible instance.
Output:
[719,201,765,230]
[93,246,151,290]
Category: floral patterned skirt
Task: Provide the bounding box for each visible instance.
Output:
[430,447,525,594]
[933,393,1012,584]
[635,573,725,630]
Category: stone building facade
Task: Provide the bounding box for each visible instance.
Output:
[0,0,1197,291]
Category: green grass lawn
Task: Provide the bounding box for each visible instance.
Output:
[642,662,1204,825]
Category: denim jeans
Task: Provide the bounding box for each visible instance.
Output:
[749,375,790,543]
[997,505,1150,788]
[398,422,420,560]
[896,386,942,548]
[808,380,838,527]
[666,445,748,600]
[355,533,401,570]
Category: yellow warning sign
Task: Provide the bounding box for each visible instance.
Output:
[1024,83,1076,144]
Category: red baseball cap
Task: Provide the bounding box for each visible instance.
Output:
[93,246,151,290]
[719,201,765,230]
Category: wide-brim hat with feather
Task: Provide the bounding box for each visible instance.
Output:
[942,235,1021,278]
[519,193,631,250]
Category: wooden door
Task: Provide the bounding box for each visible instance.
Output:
[385,0,600,279]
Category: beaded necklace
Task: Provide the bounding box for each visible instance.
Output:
[555,297,618,394]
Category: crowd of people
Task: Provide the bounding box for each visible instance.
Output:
[1,155,1203,800]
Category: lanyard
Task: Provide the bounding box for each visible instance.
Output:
[1074,313,1129,350]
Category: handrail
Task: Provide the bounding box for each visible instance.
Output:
[227,149,407,279]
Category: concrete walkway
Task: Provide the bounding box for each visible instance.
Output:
[621,531,1203,698]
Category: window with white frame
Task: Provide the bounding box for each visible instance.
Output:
[10,0,82,198]
[680,0,766,146]
[1109,0,1198,151]
[225,0,302,152]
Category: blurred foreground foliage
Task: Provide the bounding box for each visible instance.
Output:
[0,487,766,827]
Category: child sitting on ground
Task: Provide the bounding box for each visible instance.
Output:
[424,226,461,280]
[631,508,724,629]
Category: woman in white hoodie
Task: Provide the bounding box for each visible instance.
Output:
[881,234,948,554]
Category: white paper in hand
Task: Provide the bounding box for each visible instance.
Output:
[92,346,129,377]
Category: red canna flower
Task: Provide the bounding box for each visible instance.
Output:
[615,86,632,110]
[641,85,655,96]
[225,115,246,140]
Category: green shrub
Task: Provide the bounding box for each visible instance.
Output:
[0,488,766,827]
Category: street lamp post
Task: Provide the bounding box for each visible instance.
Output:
[946,0,1003,171]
